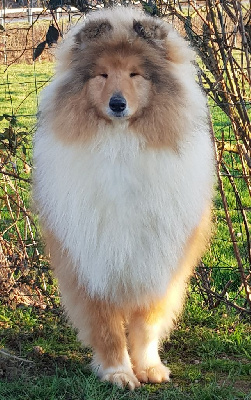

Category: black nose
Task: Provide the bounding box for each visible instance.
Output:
[109,94,127,113]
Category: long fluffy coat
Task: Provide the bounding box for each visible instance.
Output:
[33,6,214,389]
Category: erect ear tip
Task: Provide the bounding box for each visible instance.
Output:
[133,19,146,38]
[75,19,113,43]
[133,18,168,41]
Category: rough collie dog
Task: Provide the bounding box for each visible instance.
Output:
[33,6,214,390]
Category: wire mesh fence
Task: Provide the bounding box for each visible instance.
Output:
[0,0,250,314]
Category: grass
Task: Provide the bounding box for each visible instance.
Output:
[0,295,250,399]
[0,62,250,399]
[0,62,54,245]
[0,63,54,130]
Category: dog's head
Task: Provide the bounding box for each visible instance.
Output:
[45,7,205,149]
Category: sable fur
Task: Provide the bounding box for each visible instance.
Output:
[33,6,215,390]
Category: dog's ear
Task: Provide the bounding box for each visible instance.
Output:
[133,18,193,64]
[75,19,113,43]
[133,19,167,41]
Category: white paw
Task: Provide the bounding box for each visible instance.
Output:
[134,362,171,383]
[101,371,141,390]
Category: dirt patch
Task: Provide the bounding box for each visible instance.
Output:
[218,376,251,395]
[0,349,33,381]
[0,346,90,382]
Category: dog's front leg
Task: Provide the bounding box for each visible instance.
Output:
[88,298,140,390]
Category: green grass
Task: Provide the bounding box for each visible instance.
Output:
[0,62,250,399]
[0,63,54,129]
[0,296,250,399]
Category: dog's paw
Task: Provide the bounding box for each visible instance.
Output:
[134,363,171,383]
[101,371,141,390]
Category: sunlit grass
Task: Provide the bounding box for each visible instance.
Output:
[0,295,250,400]
[0,63,54,131]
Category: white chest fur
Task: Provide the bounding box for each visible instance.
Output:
[34,125,214,303]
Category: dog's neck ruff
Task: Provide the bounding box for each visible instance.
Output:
[34,124,214,305]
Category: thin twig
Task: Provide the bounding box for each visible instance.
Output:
[0,349,34,364]
[0,169,31,183]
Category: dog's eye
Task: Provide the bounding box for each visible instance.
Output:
[100,73,108,78]
[130,72,139,78]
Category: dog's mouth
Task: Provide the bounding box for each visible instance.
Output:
[107,109,130,119]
